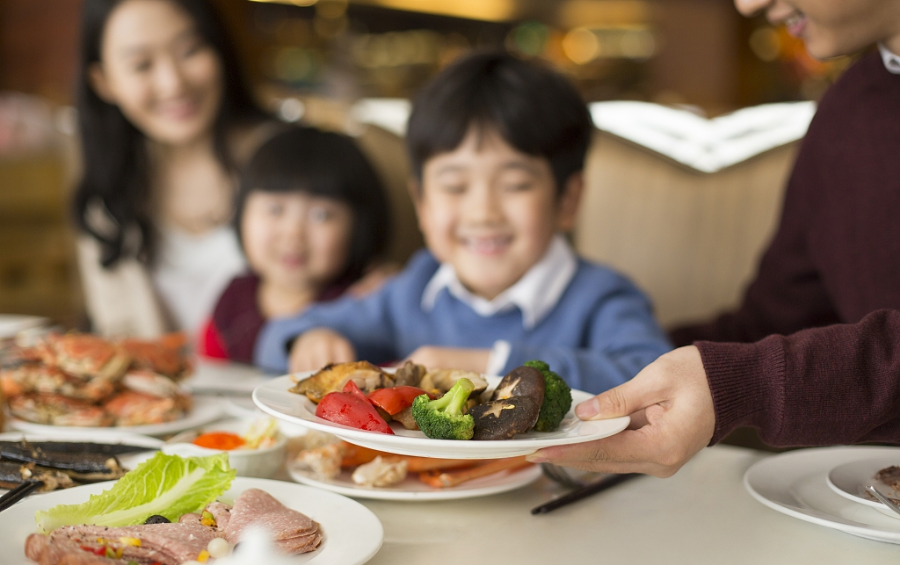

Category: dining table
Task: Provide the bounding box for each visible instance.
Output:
[3,356,900,564]
[355,445,900,565]
[156,362,900,563]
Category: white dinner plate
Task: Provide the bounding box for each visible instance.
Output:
[253,374,629,460]
[182,358,271,395]
[8,396,225,438]
[288,460,542,501]
[0,477,383,565]
[827,455,900,518]
[0,314,48,339]
[744,446,900,543]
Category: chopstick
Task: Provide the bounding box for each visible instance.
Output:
[531,473,639,515]
[0,480,43,513]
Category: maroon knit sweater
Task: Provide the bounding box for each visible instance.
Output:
[671,52,900,446]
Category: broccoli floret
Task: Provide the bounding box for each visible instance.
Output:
[411,378,475,440]
[524,360,572,432]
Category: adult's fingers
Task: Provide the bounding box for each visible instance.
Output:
[530,420,681,477]
[575,364,670,421]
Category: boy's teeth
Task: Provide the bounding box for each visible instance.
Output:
[465,237,507,253]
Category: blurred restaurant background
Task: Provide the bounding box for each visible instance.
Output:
[0,0,852,329]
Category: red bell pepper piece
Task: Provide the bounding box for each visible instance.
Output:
[315,382,394,434]
[367,386,431,415]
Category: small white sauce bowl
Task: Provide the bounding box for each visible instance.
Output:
[162,418,287,478]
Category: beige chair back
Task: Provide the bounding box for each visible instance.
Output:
[574,131,796,328]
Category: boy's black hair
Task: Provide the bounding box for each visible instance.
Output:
[234,126,391,283]
[406,51,593,195]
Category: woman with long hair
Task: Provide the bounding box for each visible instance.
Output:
[73,0,278,339]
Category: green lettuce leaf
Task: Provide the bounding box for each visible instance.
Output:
[35,452,236,532]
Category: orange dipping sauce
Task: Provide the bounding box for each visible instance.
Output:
[193,432,245,451]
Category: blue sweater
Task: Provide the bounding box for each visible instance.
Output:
[255,250,672,394]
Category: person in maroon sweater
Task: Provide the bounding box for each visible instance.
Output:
[528,0,900,477]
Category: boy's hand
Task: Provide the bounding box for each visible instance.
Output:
[289,328,356,373]
[403,346,491,374]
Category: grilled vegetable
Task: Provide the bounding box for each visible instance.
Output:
[367,386,431,416]
[524,360,572,432]
[0,440,156,456]
[315,381,394,434]
[0,442,122,475]
[290,361,393,404]
[469,396,541,440]
[411,378,475,440]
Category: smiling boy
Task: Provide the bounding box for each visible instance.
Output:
[255,51,672,394]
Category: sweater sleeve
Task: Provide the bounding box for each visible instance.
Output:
[503,285,673,394]
[669,101,842,346]
[700,309,900,447]
[253,287,400,373]
[252,252,445,372]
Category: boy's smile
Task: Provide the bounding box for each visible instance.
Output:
[416,127,581,301]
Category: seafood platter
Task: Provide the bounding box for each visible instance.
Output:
[0,333,222,433]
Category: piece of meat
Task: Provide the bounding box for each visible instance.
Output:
[222,489,322,554]
[25,533,129,565]
[876,466,900,491]
[48,521,220,565]
[178,513,201,525]
[205,501,232,531]
[293,442,345,480]
[352,456,408,487]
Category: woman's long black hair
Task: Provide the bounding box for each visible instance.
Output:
[73,0,266,267]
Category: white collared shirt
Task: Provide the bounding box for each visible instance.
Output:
[879,44,900,75]
[420,234,578,375]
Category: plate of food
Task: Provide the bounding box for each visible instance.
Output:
[287,432,542,501]
[744,446,900,543]
[826,455,900,517]
[0,431,162,494]
[8,395,225,437]
[253,360,629,459]
[2,332,224,436]
[0,451,383,565]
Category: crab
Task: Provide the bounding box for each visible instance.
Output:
[32,334,131,381]
[7,393,115,427]
[0,364,116,402]
[103,389,192,426]
[119,333,192,380]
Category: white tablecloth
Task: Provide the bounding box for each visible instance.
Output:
[361,445,900,565]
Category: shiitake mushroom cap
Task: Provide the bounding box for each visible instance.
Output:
[492,366,545,406]
[470,396,541,440]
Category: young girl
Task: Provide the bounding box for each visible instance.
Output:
[199,126,391,363]
[73,0,278,339]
